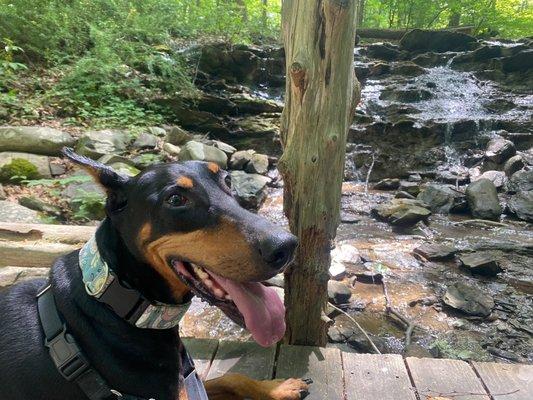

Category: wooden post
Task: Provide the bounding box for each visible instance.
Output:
[279,0,360,346]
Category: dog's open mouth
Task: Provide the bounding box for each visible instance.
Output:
[170,259,285,347]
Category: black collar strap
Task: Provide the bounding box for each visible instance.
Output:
[36,284,208,400]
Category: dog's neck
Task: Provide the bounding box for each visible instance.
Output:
[75,219,191,330]
[95,218,184,304]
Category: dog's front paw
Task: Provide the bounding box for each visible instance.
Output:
[264,378,311,400]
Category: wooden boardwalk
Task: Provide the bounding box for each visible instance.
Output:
[183,338,533,400]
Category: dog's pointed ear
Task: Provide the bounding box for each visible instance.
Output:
[62,147,129,211]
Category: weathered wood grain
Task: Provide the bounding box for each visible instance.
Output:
[182,338,219,379]
[473,362,533,400]
[206,340,276,381]
[276,345,343,400]
[407,357,489,400]
[344,353,416,400]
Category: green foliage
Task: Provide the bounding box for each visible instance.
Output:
[0,158,41,183]
[71,189,106,221]
[359,0,533,38]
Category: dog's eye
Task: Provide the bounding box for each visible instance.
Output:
[224,174,232,189]
[166,194,188,207]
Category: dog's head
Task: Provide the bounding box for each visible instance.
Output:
[63,148,297,346]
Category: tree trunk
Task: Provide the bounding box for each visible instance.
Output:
[280,0,359,346]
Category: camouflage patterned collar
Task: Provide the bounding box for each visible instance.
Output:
[79,235,190,330]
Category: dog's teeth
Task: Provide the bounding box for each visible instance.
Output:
[225,294,232,301]
[213,288,226,298]
[204,278,214,289]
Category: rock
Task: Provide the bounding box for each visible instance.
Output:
[374,178,400,190]
[229,150,256,170]
[403,343,433,358]
[0,126,75,156]
[395,191,416,200]
[372,198,431,227]
[417,184,466,214]
[500,49,533,73]
[0,152,52,180]
[380,88,432,102]
[503,155,524,177]
[459,253,502,276]
[245,153,269,174]
[465,179,502,220]
[146,127,166,137]
[18,196,62,217]
[364,43,401,61]
[162,142,181,156]
[76,130,130,159]
[400,29,478,53]
[230,170,270,209]
[97,154,133,166]
[230,93,283,114]
[0,184,5,200]
[398,181,420,196]
[391,63,426,76]
[0,200,43,223]
[485,138,516,164]
[210,140,237,155]
[508,191,533,222]
[413,243,457,260]
[443,283,494,317]
[327,281,352,305]
[165,126,193,146]
[474,170,507,190]
[49,162,66,176]
[62,179,105,220]
[436,169,469,185]
[132,132,158,149]
[179,141,228,168]
[507,170,533,193]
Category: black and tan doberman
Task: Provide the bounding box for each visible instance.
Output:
[0,148,309,400]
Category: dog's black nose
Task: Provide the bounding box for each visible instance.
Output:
[259,233,298,270]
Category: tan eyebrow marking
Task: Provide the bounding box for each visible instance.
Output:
[176,176,194,188]
[207,162,220,174]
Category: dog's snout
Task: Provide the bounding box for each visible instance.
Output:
[259,233,298,271]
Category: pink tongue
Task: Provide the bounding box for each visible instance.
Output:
[209,272,286,347]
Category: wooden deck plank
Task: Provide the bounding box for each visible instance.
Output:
[182,338,219,379]
[473,362,533,400]
[206,340,276,381]
[276,345,343,400]
[406,357,489,400]
[344,353,416,400]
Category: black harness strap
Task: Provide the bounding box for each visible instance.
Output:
[36,284,208,400]
[37,284,147,400]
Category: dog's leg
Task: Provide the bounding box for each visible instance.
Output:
[205,373,309,400]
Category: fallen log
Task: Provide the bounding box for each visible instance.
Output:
[0,222,95,268]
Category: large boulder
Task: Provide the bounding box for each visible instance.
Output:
[400,29,478,53]
[507,170,533,193]
[417,184,466,214]
[327,281,352,305]
[76,130,130,159]
[165,126,194,146]
[508,191,533,222]
[503,155,524,177]
[443,282,494,317]
[0,200,43,223]
[372,198,431,227]
[485,137,516,164]
[230,170,270,209]
[465,179,502,220]
[0,152,52,180]
[413,243,457,261]
[0,126,75,156]
[179,141,228,168]
[132,132,158,150]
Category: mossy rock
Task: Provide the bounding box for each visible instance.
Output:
[0,158,41,183]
